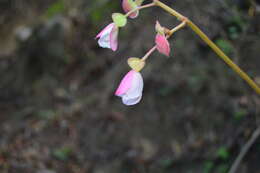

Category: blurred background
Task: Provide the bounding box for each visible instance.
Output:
[0,0,260,172]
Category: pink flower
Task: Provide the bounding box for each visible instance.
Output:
[155,33,170,56]
[115,70,144,106]
[122,0,139,18]
[96,23,119,51]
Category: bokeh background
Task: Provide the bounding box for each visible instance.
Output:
[0,0,260,173]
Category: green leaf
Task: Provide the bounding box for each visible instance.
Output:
[217,147,230,160]
[45,0,65,18]
[228,26,239,40]
[112,13,127,27]
[90,9,104,22]
[203,161,214,173]
[215,39,234,55]
[234,108,248,120]
[159,158,174,168]
[37,110,56,120]
[53,147,72,161]
[216,164,229,173]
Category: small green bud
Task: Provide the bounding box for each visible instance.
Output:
[155,21,165,35]
[112,13,127,27]
[128,57,145,72]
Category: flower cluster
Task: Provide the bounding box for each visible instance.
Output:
[96,0,176,106]
[95,0,260,99]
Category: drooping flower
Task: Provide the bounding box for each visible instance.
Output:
[122,0,139,18]
[115,70,144,106]
[96,23,119,51]
[155,21,171,56]
[96,13,127,51]
[155,34,170,56]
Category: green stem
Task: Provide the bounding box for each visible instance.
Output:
[141,46,157,61]
[168,21,186,36]
[154,0,260,95]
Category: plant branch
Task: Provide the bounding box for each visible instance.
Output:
[153,0,185,21]
[154,0,260,95]
[228,126,260,173]
[167,21,186,36]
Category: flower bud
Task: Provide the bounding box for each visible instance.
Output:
[122,0,139,18]
[128,57,145,72]
[112,13,127,27]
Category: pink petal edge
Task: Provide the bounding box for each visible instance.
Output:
[122,0,139,18]
[110,25,119,51]
[115,70,135,96]
[95,23,114,39]
[155,34,170,56]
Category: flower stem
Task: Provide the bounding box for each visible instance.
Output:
[141,46,157,61]
[154,0,260,95]
[125,2,156,17]
[167,21,186,37]
[153,0,185,21]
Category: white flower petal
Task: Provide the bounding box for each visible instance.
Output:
[124,71,143,98]
[97,24,114,49]
[98,34,111,48]
[120,71,143,106]
[122,94,142,106]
